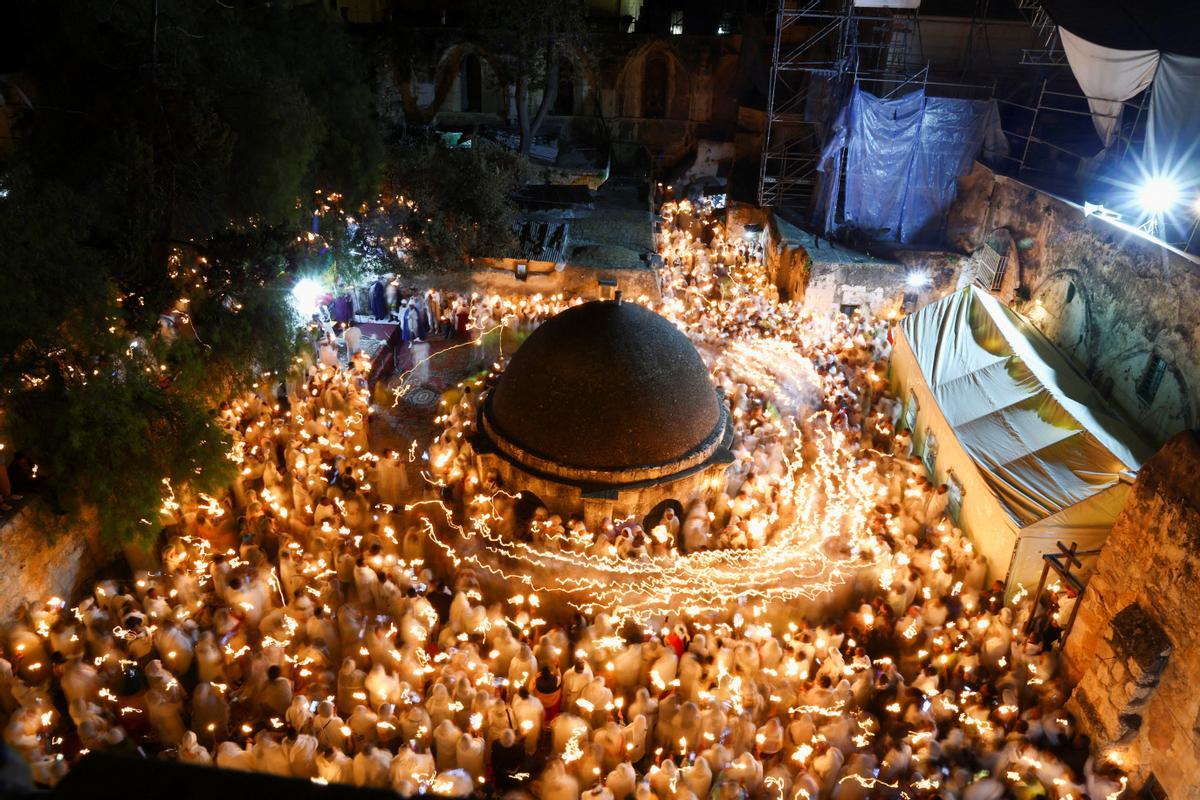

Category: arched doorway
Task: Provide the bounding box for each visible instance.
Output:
[461,53,483,112]
[553,60,575,116]
[642,54,668,118]
[514,489,548,532]
[643,498,684,544]
[1031,270,1090,366]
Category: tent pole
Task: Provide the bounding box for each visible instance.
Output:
[1061,586,1084,642]
[1024,557,1050,636]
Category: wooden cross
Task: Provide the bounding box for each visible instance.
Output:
[1056,540,1083,572]
[1023,540,1102,637]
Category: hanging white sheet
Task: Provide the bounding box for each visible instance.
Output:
[1059,26,1158,148]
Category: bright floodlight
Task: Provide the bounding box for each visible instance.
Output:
[1137,177,1181,215]
[905,270,930,289]
[291,278,324,317]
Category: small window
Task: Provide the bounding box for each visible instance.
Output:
[903,390,918,432]
[669,10,684,35]
[1136,353,1167,405]
[922,427,938,474]
[598,278,618,300]
[947,470,964,521]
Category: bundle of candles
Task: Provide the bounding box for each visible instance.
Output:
[0,197,1127,800]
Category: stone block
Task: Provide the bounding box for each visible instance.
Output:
[1147,715,1175,752]
[1110,603,1171,686]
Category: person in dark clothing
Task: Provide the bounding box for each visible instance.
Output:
[7,452,40,495]
[275,381,291,414]
[490,728,527,790]
[370,279,388,320]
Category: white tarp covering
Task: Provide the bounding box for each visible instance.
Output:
[899,286,1146,524]
[892,286,1149,587]
[1059,26,1159,148]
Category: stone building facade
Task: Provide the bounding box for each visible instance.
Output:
[375,27,760,175]
[1062,430,1200,799]
[947,164,1200,447]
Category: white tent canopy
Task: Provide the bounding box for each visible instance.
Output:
[892,286,1150,587]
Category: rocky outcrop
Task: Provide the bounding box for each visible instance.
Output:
[1063,431,1200,799]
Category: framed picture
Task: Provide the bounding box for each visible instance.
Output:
[515,262,528,281]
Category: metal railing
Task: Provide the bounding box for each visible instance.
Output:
[975,242,1009,291]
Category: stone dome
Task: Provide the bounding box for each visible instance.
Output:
[482,300,729,485]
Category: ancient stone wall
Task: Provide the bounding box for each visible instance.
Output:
[416,263,661,304]
[758,210,960,313]
[0,504,106,625]
[1062,431,1200,798]
[947,164,1200,446]
[375,30,755,173]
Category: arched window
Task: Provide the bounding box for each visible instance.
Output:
[642,54,669,119]
[461,53,482,112]
[552,60,575,116]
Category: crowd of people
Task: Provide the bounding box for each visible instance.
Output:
[329,280,586,348]
[0,196,1128,800]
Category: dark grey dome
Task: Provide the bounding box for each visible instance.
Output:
[483,300,726,483]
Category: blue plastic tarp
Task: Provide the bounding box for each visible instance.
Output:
[829,86,1006,244]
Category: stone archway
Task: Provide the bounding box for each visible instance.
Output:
[1028,268,1093,367]
[397,43,510,123]
[615,40,693,120]
[643,498,684,539]
[642,54,669,118]
[514,489,549,531]
[460,53,483,112]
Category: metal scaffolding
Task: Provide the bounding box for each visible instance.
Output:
[757,0,928,212]
[756,0,988,216]
[1014,0,1066,66]
[756,0,851,211]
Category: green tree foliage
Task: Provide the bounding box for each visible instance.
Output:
[387,141,526,272]
[0,0,384,544]
[333,139,525,274]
